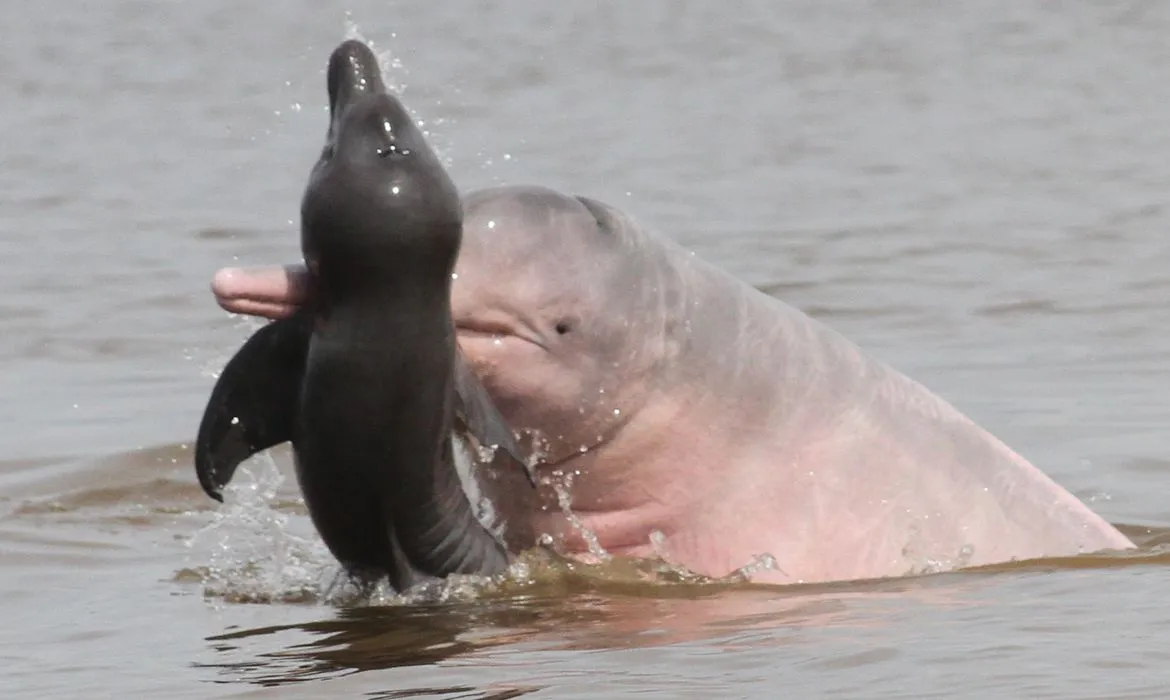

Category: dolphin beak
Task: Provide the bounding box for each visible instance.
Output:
[326,39,388,117]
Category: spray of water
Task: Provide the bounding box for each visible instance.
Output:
[184,454,332,604]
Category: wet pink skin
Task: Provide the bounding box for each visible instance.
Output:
[210,185,1135,585]
[212,265,308,320]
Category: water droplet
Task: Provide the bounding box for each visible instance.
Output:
[451,273,459,280]
[230,416,240,426]
[487,220,496,229]
[613,408,621,416]
[391,186,400,195]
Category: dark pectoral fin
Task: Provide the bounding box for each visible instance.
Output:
[452,351,537,488]
[194,313,312,501]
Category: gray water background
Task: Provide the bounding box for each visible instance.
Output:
[3,1,1170,697]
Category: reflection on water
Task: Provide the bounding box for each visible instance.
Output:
[195,546,1170,692]
[198,576,919,687]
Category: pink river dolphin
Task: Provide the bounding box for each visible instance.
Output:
[210,184,1134,585]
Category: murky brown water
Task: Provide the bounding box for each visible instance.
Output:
[5,1,1170,697]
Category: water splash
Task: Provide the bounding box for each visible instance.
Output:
[729,552,783,581]
[179,431,756,605]
[183,454,332,604]
[545,468,611,562]
[342,20,409,96]
[339,17,466,172]
[648,529,784,583]
[900,520,977,575]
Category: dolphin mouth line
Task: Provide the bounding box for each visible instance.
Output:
[455,321,548,351]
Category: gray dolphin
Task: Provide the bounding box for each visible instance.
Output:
[195,40,534,592]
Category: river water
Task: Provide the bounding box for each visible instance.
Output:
[4,1,1170,697]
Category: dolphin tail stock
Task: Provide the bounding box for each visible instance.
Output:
[195,312,312,502]
[452,351,538,487]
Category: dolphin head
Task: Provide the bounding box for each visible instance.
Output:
[451,186,679,466]
[301,40,462,299]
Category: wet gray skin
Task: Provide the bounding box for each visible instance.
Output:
[195,39,534,593]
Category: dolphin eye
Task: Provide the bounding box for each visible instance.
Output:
[555,320,572,335]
